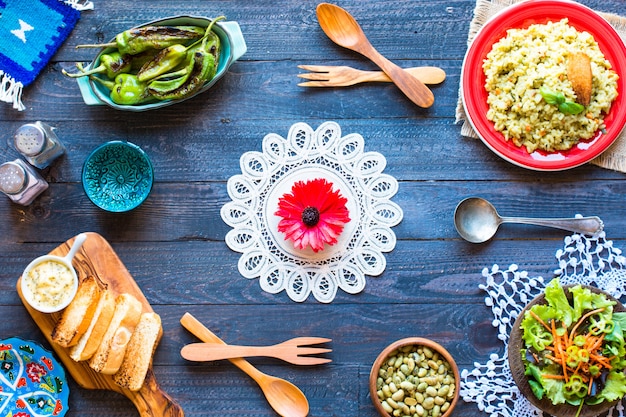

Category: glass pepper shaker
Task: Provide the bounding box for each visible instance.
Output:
[0,159,49,205]
[11,122,66,169]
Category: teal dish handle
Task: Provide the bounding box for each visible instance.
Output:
[221,21,247,62]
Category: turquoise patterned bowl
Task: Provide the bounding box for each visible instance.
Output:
[82,141,153,212]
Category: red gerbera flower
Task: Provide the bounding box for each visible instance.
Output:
[275,178,351,252]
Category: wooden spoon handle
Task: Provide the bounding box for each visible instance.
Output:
[362,46,435,108]
[131,369,185,417]
[179,313,261,379]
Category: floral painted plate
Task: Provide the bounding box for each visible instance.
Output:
[0,337,69,417]
[461,0,626,171]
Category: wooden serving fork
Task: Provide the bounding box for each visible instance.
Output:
[298,65,446,87]
[181,337,332,365]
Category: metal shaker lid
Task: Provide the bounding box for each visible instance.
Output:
[0,162,27,194]
[14,123,46,156]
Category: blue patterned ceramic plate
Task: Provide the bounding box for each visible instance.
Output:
[82,141,153,212]
[0,337,69,417]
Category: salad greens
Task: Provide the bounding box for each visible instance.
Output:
[520,278,626,410]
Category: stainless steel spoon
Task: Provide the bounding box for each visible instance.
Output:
[454,197,604,243]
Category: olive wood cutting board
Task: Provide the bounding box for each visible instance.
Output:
[16,232,184,417]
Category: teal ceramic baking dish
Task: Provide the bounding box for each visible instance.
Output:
[75,15,247,111]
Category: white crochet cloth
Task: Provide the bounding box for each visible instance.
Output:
[220,121,403,303]
[461,232,626,417]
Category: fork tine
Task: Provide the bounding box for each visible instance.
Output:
[297,81,330,87]
[289,337,332,345]
[297,64,332,72]
[297,72,332,81]
[292,357,333,365]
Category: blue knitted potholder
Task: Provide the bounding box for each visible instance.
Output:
[0,0,90,111]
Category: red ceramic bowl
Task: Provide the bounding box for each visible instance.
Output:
[461,0,626,171]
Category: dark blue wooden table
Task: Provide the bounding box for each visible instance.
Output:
[1,1,625,416]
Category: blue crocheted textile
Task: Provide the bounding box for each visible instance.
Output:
[0,0,81,110]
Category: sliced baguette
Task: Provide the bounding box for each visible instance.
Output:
[113,312,162,391]
[51,276,101,348]
[69,289,115,362]
[89,293,142,375]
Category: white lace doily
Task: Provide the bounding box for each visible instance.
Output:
[220,121,403,303]
[461,232,626,417]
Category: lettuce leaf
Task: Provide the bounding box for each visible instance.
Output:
[545,278,575,326]
[600,371,626,402]
[570,285,615,321]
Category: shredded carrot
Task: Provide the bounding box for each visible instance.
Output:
[530,310,551,331]
[533,306,615,391]
[542,374,566,379]
[569,308,605,344]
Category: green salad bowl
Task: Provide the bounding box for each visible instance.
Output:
[509,284,626,417]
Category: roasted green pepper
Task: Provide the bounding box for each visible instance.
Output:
[137,17,223,82]
[148,50,215,100]
[146,17,223,100]
[63,52,132,79]
[136,43,189,82]
[76,25,206,55]
[91,73,151,105]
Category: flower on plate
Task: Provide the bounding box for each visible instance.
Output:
[275,178,351,252]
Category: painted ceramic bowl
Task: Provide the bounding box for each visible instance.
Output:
[82,141,153,212]
[369,337,460,417]
[75,15,247,111]
[0,337,70,416]
[508,284,626,417]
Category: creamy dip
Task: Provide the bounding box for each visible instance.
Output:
[25,260,74,310]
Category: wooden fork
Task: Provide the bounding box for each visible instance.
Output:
[298,64,446,87]
[181,337,332,365]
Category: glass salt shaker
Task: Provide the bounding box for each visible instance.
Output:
[11,122,66,169]
[0,159,49,205]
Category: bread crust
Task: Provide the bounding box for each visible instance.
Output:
[51,276,101,347]
[89,293,143,375]
[69,289,115,362]
[113,312,162,391]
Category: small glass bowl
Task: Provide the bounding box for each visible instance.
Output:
[369,337,460,417]
[82,141,153,212]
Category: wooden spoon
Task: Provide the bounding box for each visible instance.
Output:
[180,313,310,417]
[316,3,434,108]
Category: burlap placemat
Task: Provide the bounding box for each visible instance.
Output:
[455,0,626,172]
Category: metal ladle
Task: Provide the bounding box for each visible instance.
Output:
[454,197,604,243]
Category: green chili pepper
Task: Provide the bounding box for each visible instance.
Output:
[564,374,588,400]
[147,50,215,100]
[63,52,132,79]
[146,17,223,100]
[76,25,206,55]
[136,16,224,82]
[136,43,189,82]
[91,74,151,105]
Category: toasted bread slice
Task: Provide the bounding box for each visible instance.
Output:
[51,276,101,348]
[113,312,162,391]
[89,293,142,375]
[69,289,115,362]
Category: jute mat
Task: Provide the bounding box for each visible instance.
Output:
[455,0,626,172]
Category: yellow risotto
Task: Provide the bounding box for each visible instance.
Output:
[482,19,619,153]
